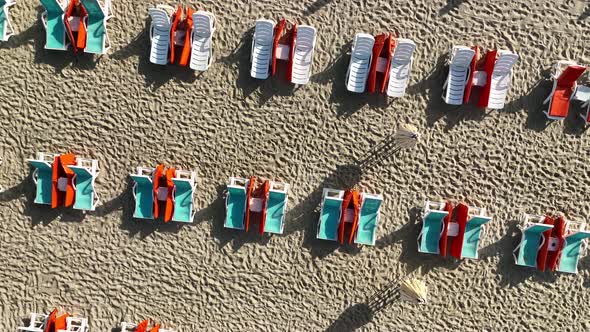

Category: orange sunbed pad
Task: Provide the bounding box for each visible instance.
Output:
[338,190,360,244]
[60,153,77,207]
[54,313,69,331]
[65,0,88,52]
[153,164,165,218]
[258,180,271,234]
[476,49,497,108]
[367,33,386,94]
[148,324,161,332]
[244,176,256,232]
[271,19,286,76]
[438,201,454,257]
[379,33,395,94]
[536,215,554,271]
[169,6,183,64]
[286,22,297,83]
[547,216,566,271]
[164,168,176,222]
[43,309,58,332]
[463,46,479,104]
[179,8,194,66]
[547,65,586,118]
[136,320,149,332]
[449,203,469,259]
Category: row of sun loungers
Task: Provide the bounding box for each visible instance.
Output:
[147,5,215,70]
[39,0,111,54]
[345,33,417,97]
[250,18,317,84]
[17,309,88,332]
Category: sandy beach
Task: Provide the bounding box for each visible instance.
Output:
[1,0,590,330]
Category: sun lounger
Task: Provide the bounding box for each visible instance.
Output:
[0,0,16,41]
[354,193,383,246]
[40,0,68,50]
[557,221,590,274]
[17,313,48,332]
[443,46,476,105]
[290,25,317,85]
[69,158,100,211]
[189,10,215,71]
[27,152,59,205]
[80,0,111,54]
[479,50,519,109]
[148,6,172,65]
[543,61,587,120]
[317,188,344,241]
[574,84,590,123]
[346,33,375,93]
[513,214,554,268]
[56,317,88,332]
[455,205,492,259]
[250,19,275,79]
[130,166,158,219]
[386,38,416,98]
[225,177,248,229]
[171,169,197,223]
[418,201,449,254]
[262,181,289,234]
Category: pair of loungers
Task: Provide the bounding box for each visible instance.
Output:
[224,177,289,234]
[18,310,88,332]
[129,165,197,223]
[543,61,590,123]
[40,0,111,54]
[317,188,383,246]
[148,5,215,71]
[0,0,16,41]
[443,46,519,109]
[419,200,492,259]
[345,33,417,97]
[120,320,174,332]
[250,18,317,85]
[514,214,590,274]
[27,152,100,211]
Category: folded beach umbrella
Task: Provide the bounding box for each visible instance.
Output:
[399,278,428,304]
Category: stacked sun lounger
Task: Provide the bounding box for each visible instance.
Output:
[418,200,492,259]
[442,46,519,110]
[250,18,317,85]
[513,213,590,274]
[0,0,16,41]
[120,320,175,332]
[316,188,383,246]
[17,309,89,332]
[129,165,197,223]
[27,152,100,211]
[543,60,588,121]
[147,5,215,71]
[224,176,289,234]
[345,32,416,98]
[39,0,112,54]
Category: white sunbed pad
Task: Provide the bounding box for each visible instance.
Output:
[444,47,475,105]
[387,38,416,98]
[190,11,215,71]
[148,8,171,65]
[250,19,275,79]
[487,51,519,109]
[291,25,317,85]
[346,33,375,93]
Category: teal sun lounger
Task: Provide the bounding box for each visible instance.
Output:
[354,193,383,246]
[224,177,248,229]
[40,0,68,50]
[460,213,492,259]
[130,167,156,219]
[514,219,553,268]
[418,201,449,254]
[263,182,289,234]
[172,170,197,223]
[69,159,99,211]
[317,188,344,241]
[80,0,110,54]
[558,228,590,274]
[27,153,57,205]
[0,0,16,41]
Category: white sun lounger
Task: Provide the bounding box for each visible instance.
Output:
[148,6,172,65]
[56,317,89,332]
[0,0,16,41]
[346,33,375,93]
[486,50,519,109]
[290,25,317,85]
[250,19,275,79]
[386,38,416,98]
[17,313,48,332]
[443,46,475,105]
[189,10,216,71]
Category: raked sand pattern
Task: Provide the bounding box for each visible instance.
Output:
[1,0,590,331]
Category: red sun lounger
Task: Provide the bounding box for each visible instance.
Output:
[544,61,587,120]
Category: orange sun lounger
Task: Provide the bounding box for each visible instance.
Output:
[544,62,587,120]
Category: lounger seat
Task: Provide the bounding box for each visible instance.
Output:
[0,0,16,41]
[443,46,475,105]
[225,177,248,229]
[346,33,375,93]
[263,181,289,234]
[354,193,383,246]
[148,7,172,65]
[386,38,416,98]
[418,201,449,254]
[543,61,587,120]
[130,167,157,219]
[290,25,317,85]
[317,188,344,241]
[40,0,68,50]
[250,19,275,79]
[80,0,110,54]
[189,11,215,71]
[69,158,100,211]
[171,170,197,223]
[514,215,554,268]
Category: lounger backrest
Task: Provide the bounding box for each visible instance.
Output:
[81,0,104,18]
[254,19,274,46]
[419,210,448,254]
[450,47,474,70]
[556,65,586,88]
[558,230,590,273]
[294,25,316,52]
[461,215,492,259]
[493,51,519,75]
[391,39,416,64]
[40,0,65,14]
[516,223,553,267]
[149,8,171,30]
[193,11,213,38]
[355,194,383,246]
[352,33,374,60]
